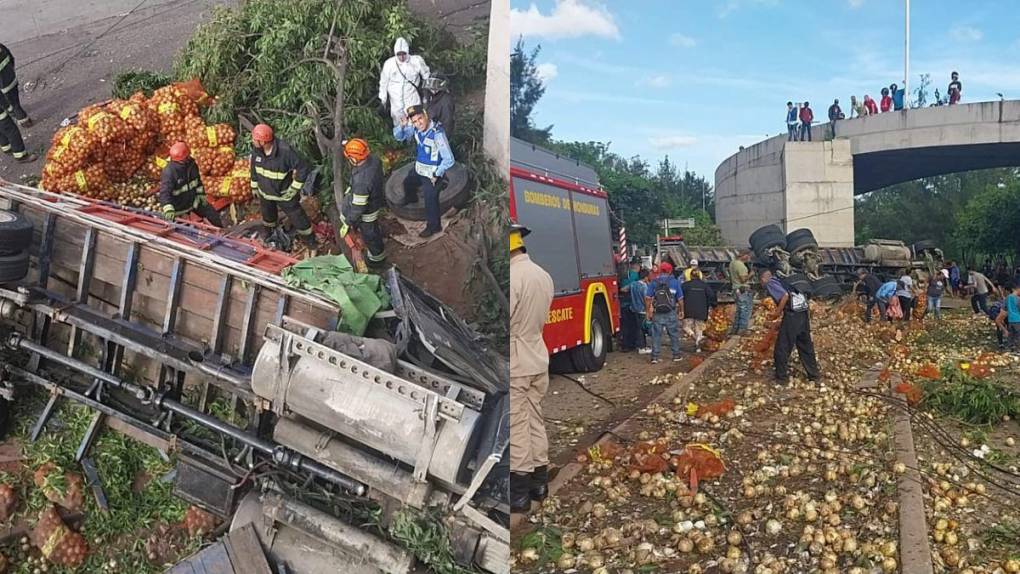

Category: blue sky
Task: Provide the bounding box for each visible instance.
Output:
[510,0,1020,179]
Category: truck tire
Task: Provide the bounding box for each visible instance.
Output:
[0,210,33,255]
[785,228,818,255]
[749,225,786,259]
[549,351,575,374]
[784,272,814,297]
[911,239,937,253]
[570,303,610,372]
[384,163,470,221]
[0,251,30,284]
[810,275,843,300]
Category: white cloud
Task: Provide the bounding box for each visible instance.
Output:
[511,0,621,41]
[640,74,672,88]
[847,0,865,8]
[950,25,983,42]
[669,33,697,48]
[536,62,558,83]
[649,135,699,150]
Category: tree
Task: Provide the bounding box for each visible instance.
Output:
[953,180,1020,260]
[510,38,553,144]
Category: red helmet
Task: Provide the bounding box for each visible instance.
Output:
[252,123,274,144]
[342,138,370,163]
[169,141,190,162]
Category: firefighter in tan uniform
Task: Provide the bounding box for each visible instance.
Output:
[510,223,554,513]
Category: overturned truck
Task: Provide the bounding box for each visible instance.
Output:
[0,180,509,573]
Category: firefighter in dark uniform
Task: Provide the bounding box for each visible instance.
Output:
[159,142,223,227]
[248,123,316,249]
[0,43,36,163]
[423,75,455,141]
[340,138,386,265]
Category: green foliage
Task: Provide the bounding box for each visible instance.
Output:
[510,39,553,144]
[174,0,487,187]
[390,508,480,574]
[517,526,564,564]
[855,168,1020,259]
[112,70,172,99]
[547,141,714,249]
[920,364,1020,424]
[952,177,1020,260]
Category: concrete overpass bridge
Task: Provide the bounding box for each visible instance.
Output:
[714,100,1020,246]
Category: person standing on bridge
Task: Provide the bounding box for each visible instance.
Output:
[786,102,799,141]
[948,71,963,105]
[729,250,754,334]
[509,223,554,514]
[827,99,844,138]
[880,87,892,112]
[799,102,814,141]
[891,83,906,110]
[760,269,821,385]
[864,95,879,115]
[850,95,865,118]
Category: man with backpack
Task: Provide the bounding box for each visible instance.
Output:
[645,261,684,364]
[760,269,820,385]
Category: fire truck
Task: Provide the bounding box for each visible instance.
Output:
[510,137,619,372]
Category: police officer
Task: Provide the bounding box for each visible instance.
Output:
[393,105,455,238]
[510,222,554,513]
[423,74,455,140]
[340,138,386,265]
[159,142,223,227]
[248,123,316,249]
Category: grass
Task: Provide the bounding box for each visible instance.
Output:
[920,365,1020,425]
[979,521,1020,561]
[390,508,483,574]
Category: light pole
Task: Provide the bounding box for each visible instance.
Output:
[904,0,910,108]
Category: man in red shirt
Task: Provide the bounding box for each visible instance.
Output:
[880,88,892,112]
[798,102,814,141]
[864,95,879,115]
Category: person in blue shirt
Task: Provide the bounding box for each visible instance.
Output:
[645,261,683,364]
[986,300,1008,349]
[875,280,898,322]
[618,258,641,351]
[1006,283,1020,350]
[890,83,906,111]
[629,268,650,353]
[760,269,820,385]
[786,102,799,141]
[393,104,455,238]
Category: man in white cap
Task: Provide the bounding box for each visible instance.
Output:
[378,37,431,128]
[684,259,700,281]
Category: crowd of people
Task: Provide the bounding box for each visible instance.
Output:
[784,71,964,140]
[855,259,1020,349]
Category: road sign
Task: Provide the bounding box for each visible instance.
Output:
[663,218,695,230]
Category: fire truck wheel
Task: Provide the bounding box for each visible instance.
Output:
[0,210,34,255]
[570,303,609,372]
[384,163,470,221]
[0,251,29,284]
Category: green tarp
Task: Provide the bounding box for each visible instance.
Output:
[282,255,390,336]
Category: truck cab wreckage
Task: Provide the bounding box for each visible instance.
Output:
[0,180,509,574]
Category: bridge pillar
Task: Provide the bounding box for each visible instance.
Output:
[783,139,854,246]
[717,139,854,247]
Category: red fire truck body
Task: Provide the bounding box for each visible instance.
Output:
[510,137,619,372]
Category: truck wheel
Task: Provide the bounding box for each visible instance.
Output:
[785,228,818,255]
[0,211,34,255]
[549,351,575,374]
[0,251,29,284]
[384,163,471,221]
[785,272,814,298]
[810,275,843,300]
[749,225,786,259]
[570,304,609,372]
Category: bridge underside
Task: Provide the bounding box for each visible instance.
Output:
[853,142,1020,195]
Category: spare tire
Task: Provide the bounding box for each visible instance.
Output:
[749,225,786,255]
[385,163,470,221]
[0,251,30,284]
[810,275,843,300]
[785,228,818,255]
[0,210,33,255]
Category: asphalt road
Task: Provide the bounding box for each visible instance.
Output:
[1,0,489,183]
[1,0,232,181]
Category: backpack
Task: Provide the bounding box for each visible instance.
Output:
[778,278,810,313]
[652,278,676,314]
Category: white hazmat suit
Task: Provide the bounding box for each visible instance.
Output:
[378,37,430,127]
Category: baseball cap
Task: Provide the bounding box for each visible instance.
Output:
[690,259,699,267]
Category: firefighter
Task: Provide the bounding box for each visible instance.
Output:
[0,43,32,127]
[340,138,386,265]
[509,223,554,513]
[393,105,455,238]
[248,123,316,249]
[423,74,455,140]
[158,142,223,227]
